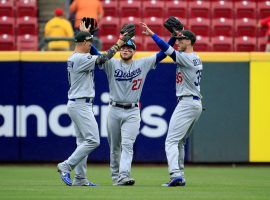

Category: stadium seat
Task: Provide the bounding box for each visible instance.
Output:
[16,0,37,17]
[16,16,38,35]
[99,16,119,36]
[212,0,234,18]
[0,16,15,35]
[143,0,165,18]
[235,36,256,52]
[0,0,14,17]
[102,0,118,17]
[212,36,233,52]
[257,1,270,19]
[189,17,211,36]
[235,0,257,19]
[119,0,141,18]
[143,17,164,36]
[100,34,117,50]
[143,36,160,51]
[193,35,211,51]
[235,18,257,37]
[257,36,268,51]
[133,35,143,51]
[258,26,268,37]
[0,33,15,50]
[189,0,211,18]
[165,0,188,20]
[212,17,234,37]
[120,17,142,36]
[17,34,38,51]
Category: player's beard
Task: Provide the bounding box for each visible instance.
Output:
[120,53,133,61]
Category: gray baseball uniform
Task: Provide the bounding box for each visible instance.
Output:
[65,52,100,183]
[99,55,157,183]
[165,49,203,179]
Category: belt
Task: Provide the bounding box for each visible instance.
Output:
[69,97,93,103]
[110,101,138,109]
[177,95,200,102]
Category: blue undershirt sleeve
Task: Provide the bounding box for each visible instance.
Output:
[152,34,176,62]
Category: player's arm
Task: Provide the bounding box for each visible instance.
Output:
[140,22,177,62]
[260,16,270,26]
[95,41,123,65]
[90,45,101,55]
[155,37,176,63]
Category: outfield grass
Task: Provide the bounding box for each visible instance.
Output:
[0,165,269,200]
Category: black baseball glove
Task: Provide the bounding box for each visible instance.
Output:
[82,17,98,34]
[164,16,184,37]
[119,24,135,42]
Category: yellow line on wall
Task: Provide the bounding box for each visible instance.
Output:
[250,61,270,162]
[0,52,269,62]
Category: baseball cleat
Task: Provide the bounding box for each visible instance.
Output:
[117,177,135,186]
[57,162,72,186]
[72,179,97,186]
[162,176,186,187]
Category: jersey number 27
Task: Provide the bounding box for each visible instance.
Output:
[132,78,143,90]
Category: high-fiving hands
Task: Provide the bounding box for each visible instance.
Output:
[140,22,155,36]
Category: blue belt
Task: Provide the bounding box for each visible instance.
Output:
[69,97,93,103]
[177,95,200,102]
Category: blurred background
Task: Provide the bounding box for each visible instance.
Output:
[0,0,270,164]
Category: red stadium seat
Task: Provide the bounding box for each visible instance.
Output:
[189,0,211,18]
[212,17,234,37]
[0,0,14,17]
[212,36,233,52]
[193,35,211,51]
[258,1,270,19]
[143,17,164,36]
[235,0,257,19]
[165,0,188,19]
[16,0,37,17]
[0,16,15,35]
[143,36,160,51]
[189,17,211,36]
[235,36,256,52]
[133,36,143,51]
[100,34,117,50]
[143,0,165,18]
[102,0,118,17]
[119,0,141,18]
[235,18,257,37]
[99,16,119,36]
[258,26,267,37]
[257,36,268,51]
[212,0,234,18]
[16,16,38,35]
[120,17,142,36]
[0,34,15,50]
[17,34,38,51]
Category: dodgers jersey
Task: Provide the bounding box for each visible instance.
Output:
[99,55,157,103]
[67,52,98,99]
[175,51,202,98]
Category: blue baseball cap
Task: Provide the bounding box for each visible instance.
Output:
[122,39,136,50]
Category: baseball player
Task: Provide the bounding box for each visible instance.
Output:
[141,21,203,187]
[57,25,134,186]
[86,25,177,185]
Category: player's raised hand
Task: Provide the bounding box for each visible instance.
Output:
[79,20,91,32]
[140,22,155,36]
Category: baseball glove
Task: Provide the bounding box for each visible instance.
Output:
[82,17,98,34]
[164,16,184,37]
[119,24,135,42]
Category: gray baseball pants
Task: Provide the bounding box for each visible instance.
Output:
[65,100,100,180]
[165,97,202,178]
[106,105,141,181]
